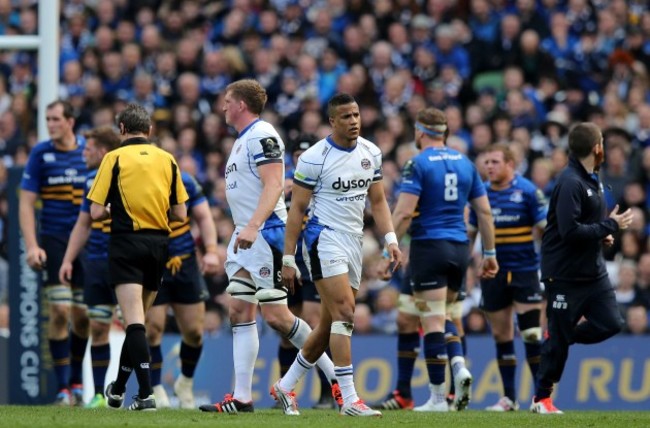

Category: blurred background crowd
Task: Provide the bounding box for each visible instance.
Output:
[1,0,650,338]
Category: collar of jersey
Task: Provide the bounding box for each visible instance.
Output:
[238,118,261,138]
[120,137,150,147]
[326,135,356,152]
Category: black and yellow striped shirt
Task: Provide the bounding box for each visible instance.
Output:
[87,137,189,234]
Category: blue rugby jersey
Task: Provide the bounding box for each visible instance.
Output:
[400,146,485,243]
[469,175,548,271]
[21,139,87,236]
[80,169,109,260]
[168,172,206,257]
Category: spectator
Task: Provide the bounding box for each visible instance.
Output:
[623,304,650,335]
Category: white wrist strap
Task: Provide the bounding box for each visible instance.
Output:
[385,232,398,247]
[282,255,301,279]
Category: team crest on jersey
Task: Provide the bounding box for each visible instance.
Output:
[259,266,271,278]
[361,158,371,170]
[402,159,415,178]
[510,190,523,203]
[260,137,281,158]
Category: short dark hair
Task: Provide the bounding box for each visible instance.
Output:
[46,99,75,119]
[84,126,120,151]
[116,103,151,135]
[568,122,601,159]
[291,133,318,154]
[327,93,357,118]
[225,79,267,115]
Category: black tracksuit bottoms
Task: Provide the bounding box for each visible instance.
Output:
[537,276,624,389]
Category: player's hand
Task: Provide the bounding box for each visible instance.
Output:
[377,258,392,280]
[233,225,258,253]
[609,204,633,230]
[281,255,302,295]
[382,244,402,278]
[201,251,220,276]
[479,257,499,279]
[603,234,615,248]
[26,246,47,271]
[59,260,73,285]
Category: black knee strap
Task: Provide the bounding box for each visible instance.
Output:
[517,310,541,331]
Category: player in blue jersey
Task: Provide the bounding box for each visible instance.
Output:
[468,143,548,411]
[59,126,121,408]
[391,107,498,412]
[147,170,219,409]
[19,100,90,406]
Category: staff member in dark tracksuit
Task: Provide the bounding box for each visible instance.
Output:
[530,122,633,414]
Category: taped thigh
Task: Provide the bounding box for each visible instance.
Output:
[72,288,87,309]
[88,304,115,324]
[255,288,288,305]
[226,277,258,303]
[46,285,72,306]
[414,298,446,318]
[446,300,463,320]
[398,293,421,316]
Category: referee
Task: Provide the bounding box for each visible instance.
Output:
[531,123,633,414]
[87,103,189,411]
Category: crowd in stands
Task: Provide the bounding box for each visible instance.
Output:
[1,0,650,337]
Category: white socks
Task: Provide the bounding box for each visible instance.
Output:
[279,351,314,391]
[286,317,336,383]
[335,365,359,405]
[232,322,259,402]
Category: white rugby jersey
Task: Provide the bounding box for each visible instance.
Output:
[225,119,287,229]
[293,136,382,236]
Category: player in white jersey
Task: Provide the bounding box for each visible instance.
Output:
[272,93,402,417]
[199,79,337,414]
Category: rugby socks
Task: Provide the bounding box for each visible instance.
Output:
[50,337,71,390]
[278,343,299,378]
[396,332,420,398]
[180,341,202,378]
[334,365,359,405]
[524,341,541,386]
[125,323,152,399]
[232,322,259,402]
[90,343,111,395]
[69,332,87,386]
[423,332,447,386]
[150,344,163,386]
[445,320,465,377]
[279,351,314,391]
[286,317,336,382]
[113,340,133,395]
[496,341,517,401]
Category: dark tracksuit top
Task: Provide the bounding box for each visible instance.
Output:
[541,156,619,284]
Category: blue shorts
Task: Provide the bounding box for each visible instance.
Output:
[401,264,467,301]
[480,270,543,312]
[83,258,117,307]
[409,239,469,293]
[287,256,321,306]
[41,234,84,289]
[155,253,209,305]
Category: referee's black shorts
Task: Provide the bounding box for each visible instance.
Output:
[109,232,168,291]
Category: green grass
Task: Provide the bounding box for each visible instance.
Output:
[0,407,649,427]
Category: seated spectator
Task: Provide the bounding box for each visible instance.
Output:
[623,305,650,335]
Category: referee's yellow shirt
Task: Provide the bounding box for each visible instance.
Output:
[87,137,189,234]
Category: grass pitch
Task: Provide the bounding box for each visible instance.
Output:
[0,407,649,428]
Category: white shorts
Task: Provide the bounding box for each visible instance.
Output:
[225,226,284,289]
[304,227,363,290]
